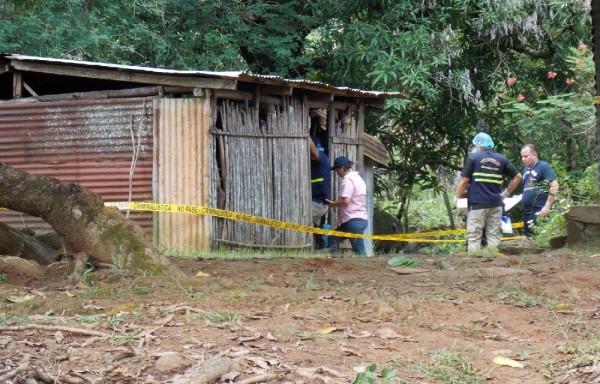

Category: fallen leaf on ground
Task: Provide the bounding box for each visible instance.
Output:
[195,271,210,277]
[153,313,174,325]
[493,356,525,368]
[317,326,337,334]
[106,304,137,316]
[340,346,361,356]
[7,294,35,303]
[554,303,573,311]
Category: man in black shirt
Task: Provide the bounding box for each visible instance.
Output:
[456,133,522,251]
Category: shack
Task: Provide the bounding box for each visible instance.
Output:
[0,54,400,254]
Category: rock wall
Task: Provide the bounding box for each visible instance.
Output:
[565,206,600,244]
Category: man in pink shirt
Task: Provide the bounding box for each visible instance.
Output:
[325,156,368,256]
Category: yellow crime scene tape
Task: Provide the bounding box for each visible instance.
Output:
[105,202,525,243]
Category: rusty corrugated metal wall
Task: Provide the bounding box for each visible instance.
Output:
[155,97,211,253]
[0,98,154,232]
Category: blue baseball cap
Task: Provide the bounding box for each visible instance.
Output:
[331,156,353,170]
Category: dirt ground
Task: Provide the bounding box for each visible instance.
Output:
[1,246,600,384]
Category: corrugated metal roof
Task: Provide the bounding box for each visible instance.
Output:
[2,53,404,98]
[363,133,390,166]
[2,53,243,79]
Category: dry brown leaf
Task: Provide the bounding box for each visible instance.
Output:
[246,356,270,369]
[153,314,174,325]
[54,331,64,343]
[238,334,262,342]
[29,289,47,299]
[376,328,404,339]
[347,330,372,338]
[340,346,361,357]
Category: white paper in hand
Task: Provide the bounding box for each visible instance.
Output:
[503,194,522,211]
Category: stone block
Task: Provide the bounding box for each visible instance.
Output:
[584,224,600,238]
[565,206,600,224]
[567,220,585,244]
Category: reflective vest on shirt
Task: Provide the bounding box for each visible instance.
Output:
[468,150,507,209]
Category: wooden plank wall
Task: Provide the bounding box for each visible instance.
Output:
[328,102,364,230]
[210,97,312,249]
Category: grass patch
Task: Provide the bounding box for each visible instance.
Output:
[128,279,152,295]
[189,310,240,324]
[79,287,118,299]
[494,281,542,307]
[0,314,30,325]
[227,292,248,301]
[177,283,209,301]
[418,349,485,384]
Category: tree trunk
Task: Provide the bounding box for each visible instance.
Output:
[0,162,183,277]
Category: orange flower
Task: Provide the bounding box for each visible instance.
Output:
[506,77,516,85]
[578,43,588,50]
[516,94,525,102]
[547,71,557,79]
[566,78,574,84]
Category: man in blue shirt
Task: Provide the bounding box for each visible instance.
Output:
[310,136,331,228]
[520,144,559,236]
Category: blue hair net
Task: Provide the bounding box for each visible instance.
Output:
[472,132,494,148]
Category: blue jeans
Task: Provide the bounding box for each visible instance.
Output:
[328,218,368,256]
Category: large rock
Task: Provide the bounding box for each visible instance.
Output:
[372,205,404,253]
[565,206,600,224]
[498,239,546,255]
[566,206,600,244]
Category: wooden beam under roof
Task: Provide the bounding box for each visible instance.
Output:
[303,90,334,103]
[10,61,238,90]
[260,85,293,96]
[361,97,387,107]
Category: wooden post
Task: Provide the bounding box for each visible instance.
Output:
[13,72,22,99]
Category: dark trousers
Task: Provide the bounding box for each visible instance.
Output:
[524,210,538,237]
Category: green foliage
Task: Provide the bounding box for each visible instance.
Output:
[412,189,460,233]
[501,45,596,170]
[0,272,6,282]
[387,256,422,268]
[0,0,318,75]
[352,363,405,384]
[418,350,485,384]
[574,164,600,204]
[420,242,466,255]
